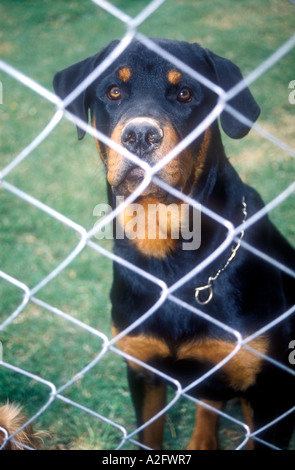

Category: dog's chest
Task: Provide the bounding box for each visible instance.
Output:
[112,326,268,393]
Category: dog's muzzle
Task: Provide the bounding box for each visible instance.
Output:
[110,117,180,200]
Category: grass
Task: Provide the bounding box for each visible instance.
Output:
[0,0,295,450]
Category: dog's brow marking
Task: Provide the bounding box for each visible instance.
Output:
[118,66,132,82]
[167,69,182,85]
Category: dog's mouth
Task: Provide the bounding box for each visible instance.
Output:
[113,166,172,201]
[126,166,146,184]
[115,166,151,197]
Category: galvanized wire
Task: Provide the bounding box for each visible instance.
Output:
[0,0,294,451]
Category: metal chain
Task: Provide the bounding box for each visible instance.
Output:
[195,197,247,305]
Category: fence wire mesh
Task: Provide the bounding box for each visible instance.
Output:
[0,0,294,451]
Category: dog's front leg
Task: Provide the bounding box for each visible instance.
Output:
[186,399,224,450]
[127,365,167,449]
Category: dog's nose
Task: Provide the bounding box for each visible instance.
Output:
[121,118,163,157]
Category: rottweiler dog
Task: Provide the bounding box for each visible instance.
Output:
[53,39,295,450]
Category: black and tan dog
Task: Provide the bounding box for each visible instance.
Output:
[53,39,295,450]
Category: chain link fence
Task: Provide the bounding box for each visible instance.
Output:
[0,0,294,450]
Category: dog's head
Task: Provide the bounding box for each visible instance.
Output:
[53,39,260,202]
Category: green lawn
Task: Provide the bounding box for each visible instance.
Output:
[0,0,294,450]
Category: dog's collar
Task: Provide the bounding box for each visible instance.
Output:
[194,197,247,305]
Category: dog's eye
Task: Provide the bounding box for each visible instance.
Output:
[107,86,121,100]
[177,88,192,103]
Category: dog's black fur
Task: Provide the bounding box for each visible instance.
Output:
[53,39,295,449]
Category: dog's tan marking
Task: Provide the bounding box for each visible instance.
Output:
[117,196,185,259]
[193,128,211,183]
[92,115,106,163]
[186,400,224,450]
[178,335,269,391]
[187,397,255,450]
[106,122,126,187]
[118,66,132,82]
[142,381,167,449]
[167,69,182,85]
[112,326,268,391]
[112,326,170,370]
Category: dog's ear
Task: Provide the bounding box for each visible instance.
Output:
[53,41,119,140]
[53,56,97,140]
[205,50,260,139]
